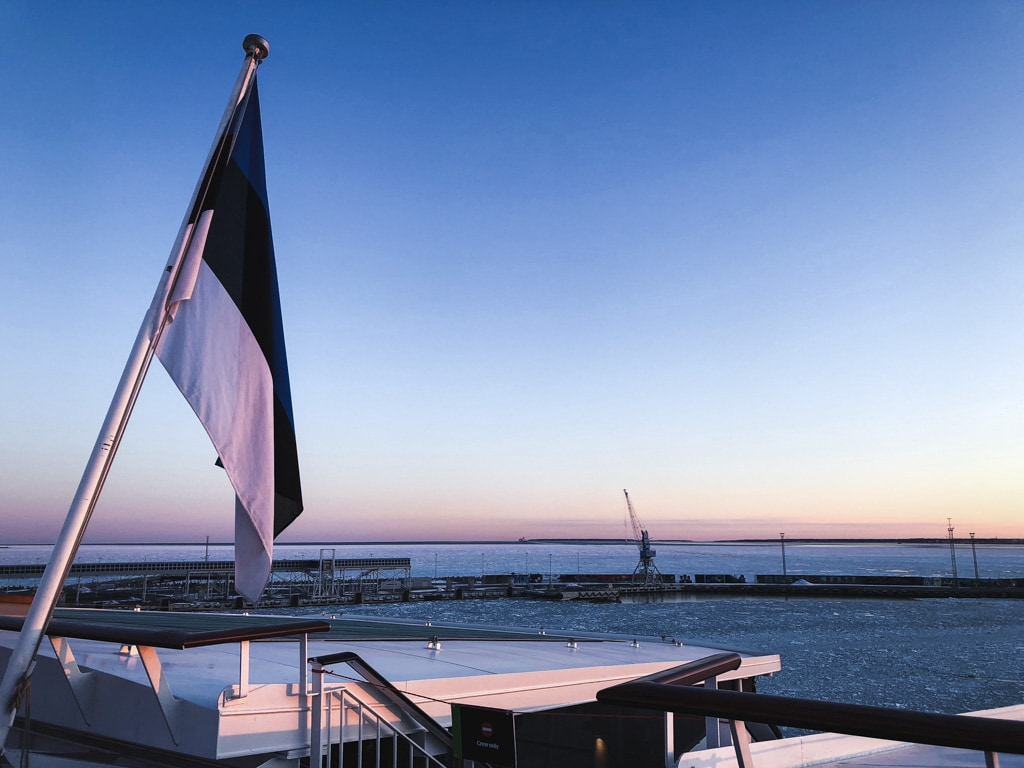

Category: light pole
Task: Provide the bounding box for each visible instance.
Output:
[970,532,979,581]
[780,533,787,578]
[947,518,959,587]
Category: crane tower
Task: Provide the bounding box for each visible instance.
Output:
[624,489,663,585]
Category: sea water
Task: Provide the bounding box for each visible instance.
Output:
[5,540,1023,583]
[2,541,1022,716]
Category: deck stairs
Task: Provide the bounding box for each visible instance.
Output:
[310,652,455,768]
[317,685,448,768]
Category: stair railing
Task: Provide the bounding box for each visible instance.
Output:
[319,685,448,768]
[310,651,453,768]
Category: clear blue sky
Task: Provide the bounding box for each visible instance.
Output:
[2,1,1023,544]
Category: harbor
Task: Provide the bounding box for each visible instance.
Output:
[5,9,1024,767]
[2,550,1022,611]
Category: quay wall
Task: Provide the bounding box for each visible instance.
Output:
[2,558,1023,610]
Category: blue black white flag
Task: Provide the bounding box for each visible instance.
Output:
[155,79,302,602]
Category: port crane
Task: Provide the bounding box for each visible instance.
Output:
[623,489,663,585]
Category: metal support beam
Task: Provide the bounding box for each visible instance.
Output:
[298,633,309,711]
[664,711,675,768]
[728,719,754,768]
[136,645,181,744]
[47,637,95,725]
[236,640,250,699]
[705,675,720,749]
[310,661,324,766]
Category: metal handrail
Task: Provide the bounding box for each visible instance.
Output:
[597,681,1024,765]
[310,651,453,752]
[624,651,742,686]
[596,652,748,768]
[323,687,447,768]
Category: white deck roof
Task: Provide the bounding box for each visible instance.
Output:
[0,610,781,762]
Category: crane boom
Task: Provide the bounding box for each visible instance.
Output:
[624,489,645,547]
[623,489,662,585]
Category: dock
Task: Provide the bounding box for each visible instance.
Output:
[0,553,414,609]
[1,558,1021,611]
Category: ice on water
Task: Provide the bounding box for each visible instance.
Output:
[2,540,1021,721]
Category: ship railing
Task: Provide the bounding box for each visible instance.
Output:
[316,686,448,768]
[0,613,331,749]
[310,651,453,768]
[597,654,1024,768]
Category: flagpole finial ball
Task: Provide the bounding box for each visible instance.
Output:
[243,34,270,61]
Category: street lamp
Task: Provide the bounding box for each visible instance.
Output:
[970,532,979,581]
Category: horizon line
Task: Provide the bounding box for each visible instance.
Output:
[4,536,1022,547]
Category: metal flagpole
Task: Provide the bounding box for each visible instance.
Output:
[0,35,270,756]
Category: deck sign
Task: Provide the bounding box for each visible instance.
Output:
[451,704,517,766]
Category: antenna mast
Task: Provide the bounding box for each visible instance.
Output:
[947,518,959,587]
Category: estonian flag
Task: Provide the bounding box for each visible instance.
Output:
[155,78,302,602]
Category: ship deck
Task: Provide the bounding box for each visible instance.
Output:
[2,608,1020,767]
[0,608,780,765]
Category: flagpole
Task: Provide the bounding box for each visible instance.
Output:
[0,35,270,756]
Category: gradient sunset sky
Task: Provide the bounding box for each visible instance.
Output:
[3,2,1023,544]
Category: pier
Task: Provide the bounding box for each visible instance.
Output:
[1,557,1021,611]
[0,550,413,609]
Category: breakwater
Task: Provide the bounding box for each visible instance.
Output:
[2,556,1021,611]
